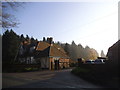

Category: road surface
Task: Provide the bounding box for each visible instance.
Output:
[2,69,103,88]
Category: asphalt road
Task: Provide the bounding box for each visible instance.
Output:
[2,69,103,89]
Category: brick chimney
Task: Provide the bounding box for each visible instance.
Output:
[43,37,46,42]
[47,37,53,44]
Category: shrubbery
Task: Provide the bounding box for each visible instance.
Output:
[71,67,90,75]
[71,63,119,88]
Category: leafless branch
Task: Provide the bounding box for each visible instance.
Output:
[1,1,24,30]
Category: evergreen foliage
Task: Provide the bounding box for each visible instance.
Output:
[58,41,99,61]
[2,29,20,64]
[101,50,106,57]
[2,30,37,65]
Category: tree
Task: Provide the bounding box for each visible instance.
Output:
[69,41,78,61]
[0,2,2,27]
[90,48,99,60]
[2,29,20,64]
[77,44,84,58]
[2,2,24,29]
[26,35,29,40]
[64,43,70,55]
[84,46,91,60]
[101,50,106,57]
[56,40,99,61]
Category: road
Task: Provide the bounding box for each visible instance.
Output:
[2,69,103,88]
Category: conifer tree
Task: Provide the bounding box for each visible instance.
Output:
[2,29,20,64]
[101,50,106,57]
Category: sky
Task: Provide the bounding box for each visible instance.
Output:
[2,0,119,56]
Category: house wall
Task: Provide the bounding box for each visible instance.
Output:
[49,57,54,70]
[40,57,49,69]
[18,56,35,64]
[18,57,70,70]
[49,57,59,70]
[107,41,119,65]
[49,57,70,70]
[59,58,69,68]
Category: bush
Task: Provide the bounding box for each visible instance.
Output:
[71,64,119,88]
[71,67,90,75]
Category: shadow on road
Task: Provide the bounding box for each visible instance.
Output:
[2,69,104,89]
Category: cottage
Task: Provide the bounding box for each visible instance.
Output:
[18,37,70,70]
[34,37,70,70]
[18,40,38,64]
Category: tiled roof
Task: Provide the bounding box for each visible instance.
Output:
[35,41,69,58]
[53,44,66,53]
[36,41,50,51]
[49,44,68,58]
[18,41,38,57]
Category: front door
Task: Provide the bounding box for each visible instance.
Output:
[51,62,53,70]
[54,60,59,70]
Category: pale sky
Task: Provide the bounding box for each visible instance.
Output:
[2,0,119,56]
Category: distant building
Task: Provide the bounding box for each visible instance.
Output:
[107,40,119,65]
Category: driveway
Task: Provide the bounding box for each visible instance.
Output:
[2,69,102,88]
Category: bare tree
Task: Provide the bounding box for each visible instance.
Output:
[0,2,2,28]
[1,0,24,30]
